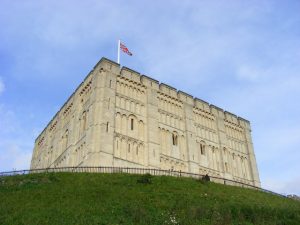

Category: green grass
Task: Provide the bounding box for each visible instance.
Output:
[0,173,299,225]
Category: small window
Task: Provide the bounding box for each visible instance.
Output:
[172,133,178,146]
[82,111,87,130]
[200,143,205,155]
[128,144,130,152]
[106,122,109,132]
[130,118,134,130]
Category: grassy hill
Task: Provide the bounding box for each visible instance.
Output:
[0,172,299,225]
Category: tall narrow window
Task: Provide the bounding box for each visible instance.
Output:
[106,122,109,132]
[63,129,69,150]
[128,144,130,152]
[130,118,134,130]
[109,80,112,88]
[172,133,178,146]
[82,111,87,131]
[225,162,228,172]
[200,143,205,155]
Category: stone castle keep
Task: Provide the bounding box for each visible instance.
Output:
[31,57,261,187]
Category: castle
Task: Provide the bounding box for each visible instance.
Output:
[30,57,261,187]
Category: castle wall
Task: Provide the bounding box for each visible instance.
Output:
[31,57,261,187]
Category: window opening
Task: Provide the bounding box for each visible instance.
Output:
[200,143,205,155]
[131,118,134,130]
[172,133,178,146]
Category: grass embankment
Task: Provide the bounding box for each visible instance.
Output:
[0,173,299,225]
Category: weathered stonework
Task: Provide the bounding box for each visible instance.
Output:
[30,57,261,187]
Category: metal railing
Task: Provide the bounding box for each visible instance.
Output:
[0,166,286,198]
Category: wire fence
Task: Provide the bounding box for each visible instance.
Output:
[0,166,286,198]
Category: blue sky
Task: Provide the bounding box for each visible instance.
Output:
[0,0,300,195]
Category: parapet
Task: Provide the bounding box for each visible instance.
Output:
[177,91,194,105]
[140,75,159,89]
[238,116,251,129]
[194,98,210,112]
[224,111,239,124]
[94,57,120,74]
[121,67,141,83]
[159,83,177,98]
[210,104,224,117]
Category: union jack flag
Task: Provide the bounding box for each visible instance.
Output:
[120,42,133,56]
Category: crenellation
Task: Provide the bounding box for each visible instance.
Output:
[140,75,159,89]
[31,57,261,187]
[238,117,251,131]
[177,91,193,105]
[224,111,239,124]
[210,104,224,117]
[194,98,211,113]
[159,83,178,98]
[94,57,120,73]
[121,67,141,83]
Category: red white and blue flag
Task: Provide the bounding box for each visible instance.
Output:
[117,40,133,64]
[120,42,132,56]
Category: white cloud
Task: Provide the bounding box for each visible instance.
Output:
[0,104,33,171]
[263,177,300,196]
[0,143,32,171]
[0,77,4,95]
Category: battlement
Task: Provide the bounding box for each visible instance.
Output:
[120,67,141,83]
[101,57,250,124]
[36,57,252,142]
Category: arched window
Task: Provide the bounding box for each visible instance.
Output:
[131,118,134,130]
[63,129,69,150]
[172,133,178,146]
[225,162,228,172]
[81,111,87,132]
[200,143,205,155]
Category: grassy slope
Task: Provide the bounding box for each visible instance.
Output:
[0,173,299,225]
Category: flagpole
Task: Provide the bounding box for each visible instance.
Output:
[117,39,120,64]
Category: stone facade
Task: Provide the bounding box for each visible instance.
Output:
[30,57,261,187]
